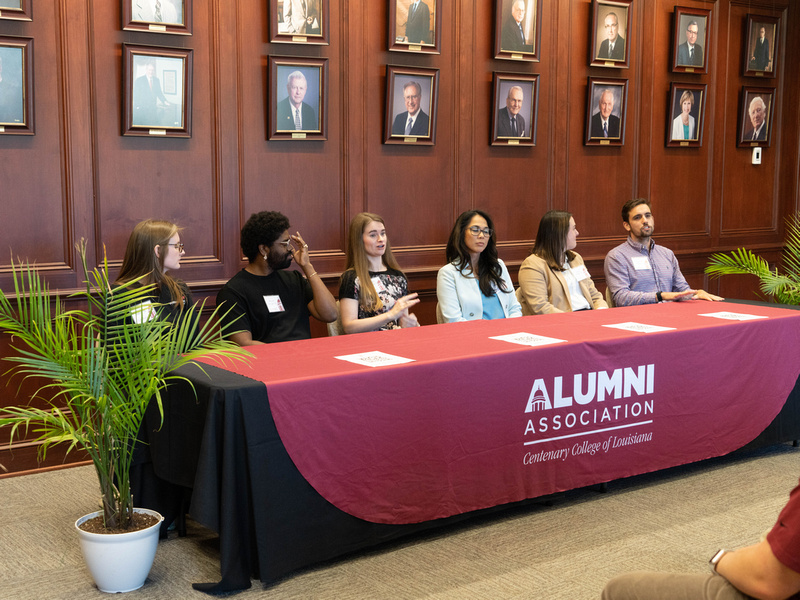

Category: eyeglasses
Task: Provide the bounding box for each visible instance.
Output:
[467,226,493,237]
[167,243,185,252]
[277,240,292,248]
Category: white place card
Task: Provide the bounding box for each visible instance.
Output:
[603,322,676,334]
[489,333,567,347]
[698,311,768,321]
[335,351,415,368]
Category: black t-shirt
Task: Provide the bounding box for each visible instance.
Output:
[216,268,314,343]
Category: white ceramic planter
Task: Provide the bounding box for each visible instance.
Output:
[75,508,164,593]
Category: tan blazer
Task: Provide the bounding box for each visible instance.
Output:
[517,252,607,315]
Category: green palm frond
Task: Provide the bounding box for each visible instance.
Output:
[706,214,800,305]
[0,240,252,530]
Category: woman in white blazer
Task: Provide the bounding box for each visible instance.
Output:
[436,210,522,322]
[671,89,696,141]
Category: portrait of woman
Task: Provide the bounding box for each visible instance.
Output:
[671,89,696,141]
[114,219,194,324]
[516,210,607,315]
[338,212,420,333]
[436,210,522,323]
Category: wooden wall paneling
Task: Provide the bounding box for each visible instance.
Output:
[782,4,800,217]
[646,0,713,241]
[470,0,544,251]
[364,2,455,255]
[565,2,636,243]
[65,0,101,275]
[236,0,344,279]
[720,3,785,237]
[92,4,219,272]
[0,3,78,289]
[210,0,245,283]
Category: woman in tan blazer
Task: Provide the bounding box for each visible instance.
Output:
[516,210,607,315]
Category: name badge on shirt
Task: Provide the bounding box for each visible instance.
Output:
[572,265,591,281]
[371,276,388,294]
[263,294,285,313]
[131,300,157,324]
[631,256,652,271]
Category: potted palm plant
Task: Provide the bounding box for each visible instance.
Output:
[0,242,250,592]
[706,213,800,305]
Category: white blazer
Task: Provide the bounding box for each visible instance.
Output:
[436,260,522,323]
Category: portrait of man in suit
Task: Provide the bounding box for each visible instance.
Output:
[282,0,320,36]
[496,85,527,138]
[391,80,430,137]
[276,70,318,132]
[750,25,771,71]
[131,0,181,24]
[132,61,174,127]
[596,10,625,62]
[400,0,431,45]
[500,0,533,54]
[0,52,24,125]
[743,95,769,142]
[589,87,621,140]
[676,18,704,67]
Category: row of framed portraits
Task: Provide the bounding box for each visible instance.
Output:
[583,78,775,149]
[0,38,776,148]
[0,0,782,76]
[586,3,780,78]
[2,0,777,76]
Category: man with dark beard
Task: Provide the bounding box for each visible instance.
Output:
[217,211,337,344]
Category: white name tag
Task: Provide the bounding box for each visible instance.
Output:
[131,300,156,324]
[631,256,651,270]
[263,295,285,313]
[370,276,387,294]
[572,265,591,281]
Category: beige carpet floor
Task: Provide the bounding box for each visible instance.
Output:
[1,443,797,599]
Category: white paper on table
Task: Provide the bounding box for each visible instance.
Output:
[698,311,768,321]
[334,351,415,367]
[602,322,676,333]
[489,332,567,347]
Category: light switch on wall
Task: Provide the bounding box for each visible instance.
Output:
[752,147,762,165]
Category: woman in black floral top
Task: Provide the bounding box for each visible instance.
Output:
[338,212,420,333]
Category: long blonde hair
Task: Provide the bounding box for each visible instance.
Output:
[344,213,403,311]
[116,219,185,306]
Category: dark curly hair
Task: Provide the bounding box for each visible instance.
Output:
[445,209,509,297]
[240,211,291,262]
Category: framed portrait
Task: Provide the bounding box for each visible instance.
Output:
[585,77,627,146]
[0,0,31,21]
[666,83,706,148]
[269,56,327,141]
[671,7,710,74]
[123,44,193,138]
[122,0,192,35]
[737,87,773,148]
[270,0,329,45]
[493,0,542,62]
[590,0,631,68]
[491,73,538,146]
[743,14,779,78]
[383,66,438,145]
[389,0,441,54]
[0,36,34,135]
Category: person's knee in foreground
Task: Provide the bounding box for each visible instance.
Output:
[601,476,800,599]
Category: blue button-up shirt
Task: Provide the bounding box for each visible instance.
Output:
[603,237,690,306]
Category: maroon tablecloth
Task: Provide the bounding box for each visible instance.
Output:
[201,301,800,525]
